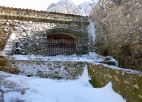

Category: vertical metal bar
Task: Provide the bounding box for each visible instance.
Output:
[47,34,76,56]
[51,38,52,56]
[63,35,64,54]
[52,37,55,55]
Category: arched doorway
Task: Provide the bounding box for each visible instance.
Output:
[47,34,76,56]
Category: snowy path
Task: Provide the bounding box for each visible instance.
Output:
[0,68,125,102]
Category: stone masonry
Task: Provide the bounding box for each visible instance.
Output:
[11,60,85,80]
[88,63,142,102]
[0,6,90,55]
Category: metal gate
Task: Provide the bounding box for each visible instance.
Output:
[47,34,75,56]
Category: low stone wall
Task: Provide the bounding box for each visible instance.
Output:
[88,63,142,102]
[0,56,20,74]
[3,59,142,102]
[11,60,86,79]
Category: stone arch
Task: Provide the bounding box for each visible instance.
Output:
[46,28,80,38]
[46,28,89,55]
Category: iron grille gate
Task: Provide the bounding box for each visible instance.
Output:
[47,34,75,56]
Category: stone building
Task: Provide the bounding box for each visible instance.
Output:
[0,6,90,56]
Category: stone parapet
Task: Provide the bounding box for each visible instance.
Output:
[88,63,142,102]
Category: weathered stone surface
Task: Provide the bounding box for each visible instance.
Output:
[88,63,142,102]
[123,80,129,84]
[11,60,85,79]
[92,0,142,71]
[0,19,14,51]
[0,6,89,55]
[0,12,89,55]
[0,6,89,24]
[0,55,20,74]
[1,19,89,55]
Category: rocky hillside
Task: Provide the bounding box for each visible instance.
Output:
[92,0,142,71]
[78,1,97,16]
[47,0,83,15]
[47,0,96,16]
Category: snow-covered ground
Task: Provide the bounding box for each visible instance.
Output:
[0,68,126,102]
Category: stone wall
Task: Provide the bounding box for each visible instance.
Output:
[88,63,142,102]
[92,0,142,71]
[0,6,89,24]
[0,55,20,74]
[0,6,89,55]
[0,19,14,51]
[11,60,86,79]
[0,18,89,55]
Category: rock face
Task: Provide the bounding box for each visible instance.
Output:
[92,0,142,71]
[47,0,97,16]
[78,0,97,16]
[47,0,83,15]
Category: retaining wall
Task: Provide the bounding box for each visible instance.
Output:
[1,57,142,102]
[88,63,142,102]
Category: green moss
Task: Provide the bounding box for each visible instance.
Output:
[88,65,102,88]
[130,88,141,102]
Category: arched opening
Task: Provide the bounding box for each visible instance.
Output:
[47,34,76,56]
